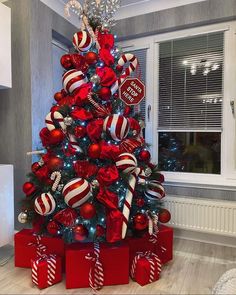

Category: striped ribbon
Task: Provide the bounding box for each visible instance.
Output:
[85,242,104,293]
[28,235,47,257]
[130,251,162,284]
[148,213,160,244]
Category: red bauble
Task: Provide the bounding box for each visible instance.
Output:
[54,91,64,102]
[88,143,101,159]
[60,54,72,69]
[116,65,123,72]
[73,224,88,241]
[159,209,171,223]
[31,162,41,173]
[96,224,105,237]
[139,149,151,162]
[97,87,112,101]
[85,51,98,65]
[80,203,96,219]
[133,213,148,231]
[50,129,65,145]
[136,198,145,207]
[74,126,86,138]
[47,220,61,235]
[113,93,119,99]
[47,156,63,171]
[123,106,132,116]
[22,182,36,196]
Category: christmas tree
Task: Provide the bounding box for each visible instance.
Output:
[18,0,170,244]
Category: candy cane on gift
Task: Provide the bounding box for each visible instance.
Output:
[111,53,139,94]
[122,167,141,239]
[51,171,62,192]
[45,111,66,131]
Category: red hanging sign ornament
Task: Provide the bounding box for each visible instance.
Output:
[119,77,146,106]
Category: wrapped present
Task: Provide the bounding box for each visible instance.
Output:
[14,229,65,269]
[130,251,161,286]
[31,254,62,289]
[66,241,129,289]
[153,225,173,264]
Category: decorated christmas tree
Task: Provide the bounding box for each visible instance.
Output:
[18,0,171,245]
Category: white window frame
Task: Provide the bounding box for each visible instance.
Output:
[119,21,236,189]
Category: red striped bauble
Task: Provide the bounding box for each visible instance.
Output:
[145,180,165,201]
[62,178,91,208]
[34,192,56,216]
[72,31,92,52]
[103,114,130,141]
[116,152,137,174]
[62,69,88,94]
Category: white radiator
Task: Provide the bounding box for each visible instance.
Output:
[163,196,236,237]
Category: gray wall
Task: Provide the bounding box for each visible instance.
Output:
[0,0,78,228]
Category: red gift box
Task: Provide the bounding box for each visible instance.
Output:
[14,229,65,269]
[31,254,62,289]
[66,241,129,289]
[130,251,162,286]
[155,225,173,264]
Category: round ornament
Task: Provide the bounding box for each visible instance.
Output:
[145,167,152,177]
[91,179,99,189]
[139,149,151,162]
[145,180,165,201]
[34,192,56,216]
[73,224,89,241]
[47,156,63,171]
[60,54,72,69]
[116,152,137,174]
[54,91,64,102]
[47,220,60,235]
[62,178,91,208]
[159,209,171,223]
[74,126,86,138]
[72,31,93,52]
[50,129,65,145]
[22,182,36,196]
[31,162,41,173]
[85,51,98,65]
[103,114,130,141]
[88,143,101,159]
[18,212,28,224]
[64,116,73,126]
[62,69,88,94]
[80,203,96,219]
[133,213,148,231]
[97,87,111,101]
[90,74,101,84]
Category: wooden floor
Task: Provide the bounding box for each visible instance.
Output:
[0,238,236,294]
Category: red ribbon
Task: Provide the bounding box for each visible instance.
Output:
[70,107,93,121]
[98,32,115,66]
[97,165,119,187]
[100,140,120,160]
[53,208,78,227]
[86,119,104,142]
[96,67,117,87]
[74,160,98,179]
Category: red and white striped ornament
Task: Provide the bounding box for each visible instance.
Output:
[145,180,165,201]
[62,178,91,208]
[34,192,56,216]
[68,134,83,153]
[62,69,88,94]
[45,111,66,131]
[103,114,130,141]
[72,31,93,52]
[116,153,137,174]
[111,53,138,94]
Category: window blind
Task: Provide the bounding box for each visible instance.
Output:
[158,32,224,131]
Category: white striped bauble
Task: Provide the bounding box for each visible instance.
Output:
[62,69,88,94]
[45,111,66,131]
[145,180,165,201]
[62,178,91,208]
[72,31,92,52]
[116,153,137,174]
[34,192,56,216]
[103,114,130,141]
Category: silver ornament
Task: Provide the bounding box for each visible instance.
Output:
[18,212,28,224]
[64,116,73,126]
[145,167,152,177]
[90,74,101,84]
[91,179,99,188]
[139,120,145,130]
[38,158,44,166]
[102,22,111,31]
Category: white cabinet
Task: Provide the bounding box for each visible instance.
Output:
[0,165,14,247]
[0,3,11,89]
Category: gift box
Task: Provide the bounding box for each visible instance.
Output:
[31,254,62,289]
[14,229,65,269]
[155,225,173,264]
[130,251,162,286]
[66,241,129,289]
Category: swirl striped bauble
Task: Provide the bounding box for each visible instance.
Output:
[72,31,92,52]
[34,192,56,216]
[103,114,130,141]
[116,153,137,174]
[63,69,88,94]
[145,180,165,201]
[62,178,91,208]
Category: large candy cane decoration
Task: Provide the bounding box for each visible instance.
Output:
[122,167,141,239]
[111,53,138,94]
[45,111,66,131]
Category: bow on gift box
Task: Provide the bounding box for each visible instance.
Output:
[85,242,104,292]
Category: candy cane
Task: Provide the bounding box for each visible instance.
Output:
[122,167,141,239]
[51,172,62,192]
[45,111,66,131]
[111,53,138,94]
[68,134,83,153]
